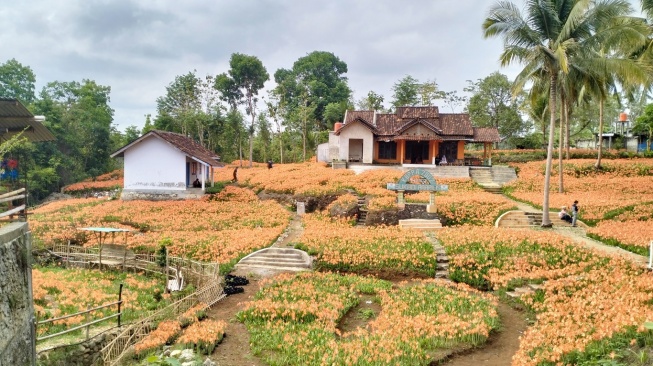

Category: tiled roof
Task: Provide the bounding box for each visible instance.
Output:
[343,106,499,143]
[112,130,224,167]
[344,110,374,125]
[472,127,501,143]
[335,117,377,135]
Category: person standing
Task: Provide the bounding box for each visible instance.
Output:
[571,200,579,227]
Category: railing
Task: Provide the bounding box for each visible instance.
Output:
[0,187,26,221]
[36,284,123,346]
[100,281,225,366]
[50,244,220,288]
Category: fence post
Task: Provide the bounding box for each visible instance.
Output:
[649,241,653,269]
[118,283,123,327]
[85,305,91,340]
[66,240,70,269]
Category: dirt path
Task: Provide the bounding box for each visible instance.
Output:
[206,214,305,365]
[441,303,529,366]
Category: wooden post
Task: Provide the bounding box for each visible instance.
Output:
[66,240,70,269]
[117,283,123,327]
[85,305,91,339]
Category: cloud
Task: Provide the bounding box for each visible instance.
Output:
[1,0,643,130]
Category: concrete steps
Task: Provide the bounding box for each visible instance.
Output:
[357,196,367,226]
[399,219,443,231]
[470,166,515,194]
[496,210,587,228]
[235,248,312,272]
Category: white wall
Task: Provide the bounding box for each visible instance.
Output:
[316,143,330,162]
[124,136,187,191]
[338,123,374,163]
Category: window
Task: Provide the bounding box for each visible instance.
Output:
[378,141,397,159]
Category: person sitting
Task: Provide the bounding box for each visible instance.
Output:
[440,155,448,165]
[559,206,573,224]
[192,178,201,188]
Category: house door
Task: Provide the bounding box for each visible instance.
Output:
[405,141,429,164]
[349,139,363,162]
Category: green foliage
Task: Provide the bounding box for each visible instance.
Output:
[391,75,420,108]
[465,72,528,146]
[0,58,36,103]
[204,181,227,194]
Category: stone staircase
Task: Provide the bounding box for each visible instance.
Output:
[506,283,544,299]
[434,243,449,279]
[399,219,443,231]
[496,210,587,228]
[470,166,518,194]
[235,248,312,272]
[357,196,367,227]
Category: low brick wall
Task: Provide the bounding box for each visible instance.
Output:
[0,222,35,366]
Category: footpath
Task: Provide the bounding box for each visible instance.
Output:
[510,199,649,267]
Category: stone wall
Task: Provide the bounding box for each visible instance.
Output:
[0,222,35,366]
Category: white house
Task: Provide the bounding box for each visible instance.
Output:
[111,130,223,196]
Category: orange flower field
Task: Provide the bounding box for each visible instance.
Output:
[29,159,653,364]
[237,272,499,365]
[437,226,653,365]
[30,186,291,264]
[299,214,438,276]
[62,169,124,194]
[33,267,167,337]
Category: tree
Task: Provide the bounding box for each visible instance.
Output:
[273,51,351,131]
[465,72,527,145]
[155,71,201,135]
[439,90,468,113]
[215,53,269,168]
[418,79,442,106]
[0,58,36,104]
[484,0,621,227]
[356,91,385,111]
[391,75,420,108]
[635,103,653,150]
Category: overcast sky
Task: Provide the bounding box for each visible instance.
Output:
[2,0,645,131]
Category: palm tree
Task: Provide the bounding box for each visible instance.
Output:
[484,0,596,227]
[484,0,649,226]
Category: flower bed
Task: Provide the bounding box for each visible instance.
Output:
[299,214,437,276]
[33,267,168,337]
[436,226,653,365]
[237,272,499,365]
[29,187,291,266]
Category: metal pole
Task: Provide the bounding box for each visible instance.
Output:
[117,283,123,327]
[649,241,653,270]
[85,305,91,340]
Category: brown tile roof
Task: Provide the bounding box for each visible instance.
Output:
[396,106,439,119]
[439,114,474,135]
[343,106,499,143]
[112,130,224,167]
[472,127,501,143]
[344,110,374,124]
[335,117,377,135]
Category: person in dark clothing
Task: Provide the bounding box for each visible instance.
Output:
[571,200,579,227]
[192,178,201,188]
[267,160,273,169]
[232,167,238,183]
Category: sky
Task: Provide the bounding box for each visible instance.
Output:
[1,0,645,131]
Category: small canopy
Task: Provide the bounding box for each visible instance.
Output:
[0,98,55,142]
[78,227,132,270]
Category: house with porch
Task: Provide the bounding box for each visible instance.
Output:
[328,106,500,166]
[111,130,224,199]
